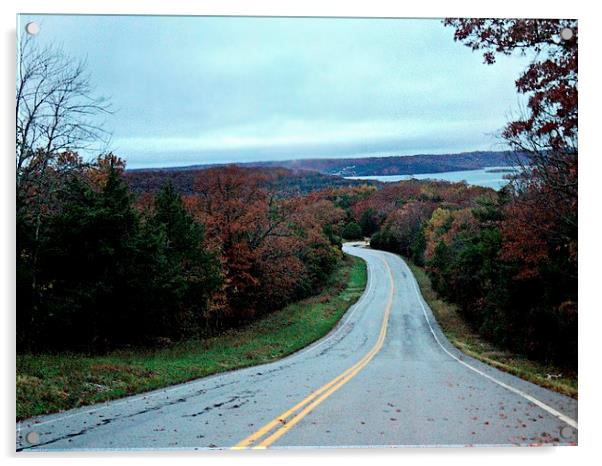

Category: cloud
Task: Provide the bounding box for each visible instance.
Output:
[19,15,529,168]
[114,116,499,152]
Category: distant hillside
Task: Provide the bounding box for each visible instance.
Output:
[125,166,379,198]
[138,150,525,177]
[247,151,524,176]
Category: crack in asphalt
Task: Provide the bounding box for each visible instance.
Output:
[182,392,255,418]
[316,322,356,356]
[18,387,262,451]
[18,388,213,451]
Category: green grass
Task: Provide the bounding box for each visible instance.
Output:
[16,255,367,421]
[407,261,577,399]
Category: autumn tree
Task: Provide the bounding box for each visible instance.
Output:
[189,166,278,322]
[444,18,577,277]
[370,201,432,261]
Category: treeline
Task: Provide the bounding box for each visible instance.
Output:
[125,166,378,198]
[348,179,576,369]
[17,156,346,352]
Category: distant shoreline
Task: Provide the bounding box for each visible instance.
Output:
[345,165,520,190]
[127,150,526,176]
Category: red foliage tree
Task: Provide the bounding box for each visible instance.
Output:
[444,18,578,278]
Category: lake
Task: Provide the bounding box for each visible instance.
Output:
[345,166,518,190]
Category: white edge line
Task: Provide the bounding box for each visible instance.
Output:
[392,253,578,431]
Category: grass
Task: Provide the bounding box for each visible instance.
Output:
[16,255,367,421]
[407,261,578,399]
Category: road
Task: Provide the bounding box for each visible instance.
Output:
[16,243,577,450]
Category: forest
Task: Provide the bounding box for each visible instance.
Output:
[17,157,351,351]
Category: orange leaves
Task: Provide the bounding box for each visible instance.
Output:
[444,18,577,287]
[86,153,127,191]
[424,208,452,262]
[184,165,342,319]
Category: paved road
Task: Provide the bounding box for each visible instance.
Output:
[16,244,577,451]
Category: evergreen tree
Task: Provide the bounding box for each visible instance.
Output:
[148,183,221,337]
[33,165,156,349]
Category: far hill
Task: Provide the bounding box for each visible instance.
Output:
[140,150,524,177]
[246,151,523,176]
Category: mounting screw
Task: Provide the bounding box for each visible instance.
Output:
[25,22,40,35]
[560,27,574,41]
[560,425,576,439]
[25,431,40,445]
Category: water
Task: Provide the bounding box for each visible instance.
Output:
[345,166,518,190]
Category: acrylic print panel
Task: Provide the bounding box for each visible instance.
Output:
[15,14,578,451]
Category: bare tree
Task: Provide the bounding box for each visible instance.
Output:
[16,35,112,191]
[16,34,112,294]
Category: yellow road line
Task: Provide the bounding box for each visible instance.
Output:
[232,255,395,449]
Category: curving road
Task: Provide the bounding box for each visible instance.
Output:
[16,243,577,451]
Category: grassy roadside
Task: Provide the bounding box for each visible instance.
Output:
[16,255,367,421]
[407,262,578,399]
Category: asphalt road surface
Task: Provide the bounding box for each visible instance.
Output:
[16,243,578,451]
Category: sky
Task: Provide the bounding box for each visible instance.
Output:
[18,15,530,169]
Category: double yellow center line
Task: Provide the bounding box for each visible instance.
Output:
[232,255,395,449]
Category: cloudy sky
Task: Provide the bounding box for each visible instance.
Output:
[18,15,529,168]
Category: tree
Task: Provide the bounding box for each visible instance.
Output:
[148,183,222,336]
[16,36,112,323]
[444,19,577,367]
[16,37,111,185]
[188,166,343,326]
[341,221,363,240]
[444,19,577,274]
[18,161,224,350]
[443,19,577,156]
[359,208,379,237]
[19,162,151,350]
